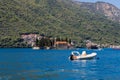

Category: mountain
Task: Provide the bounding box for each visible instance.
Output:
[76,1,120,23]
[0,0,120,47]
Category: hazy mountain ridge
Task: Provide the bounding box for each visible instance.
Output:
[0,0,120,47]
[76,1,120,22]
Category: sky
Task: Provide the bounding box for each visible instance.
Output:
[75,0,120,9]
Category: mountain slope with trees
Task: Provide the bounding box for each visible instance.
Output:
[76,1,120,23]
[0,0,120,47]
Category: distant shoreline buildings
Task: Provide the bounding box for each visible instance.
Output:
[20,33,74,49]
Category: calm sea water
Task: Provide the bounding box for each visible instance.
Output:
[0,48,120,80]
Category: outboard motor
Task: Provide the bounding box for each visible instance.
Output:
[70,54,74,60]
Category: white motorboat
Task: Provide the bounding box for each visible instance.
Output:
[70,51,97,60]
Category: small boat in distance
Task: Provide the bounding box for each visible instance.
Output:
[32,46,40,50]
[69,51,97,60]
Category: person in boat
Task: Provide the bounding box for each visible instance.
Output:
[70,54,77,60]
[81,51,87,56]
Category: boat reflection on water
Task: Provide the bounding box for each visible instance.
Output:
[71,59,97,79]
[72,59,97,68]
[80,60,87,67]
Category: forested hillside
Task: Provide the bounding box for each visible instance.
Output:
[0,0,120,47]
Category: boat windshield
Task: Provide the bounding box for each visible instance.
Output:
[71,51,80,56]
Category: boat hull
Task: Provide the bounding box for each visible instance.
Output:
[77,53,97,60]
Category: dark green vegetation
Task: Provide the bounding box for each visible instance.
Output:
[35,37,72,49]
[0,0,120,47]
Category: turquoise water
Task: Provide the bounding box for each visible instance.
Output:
[0,48,120,80]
